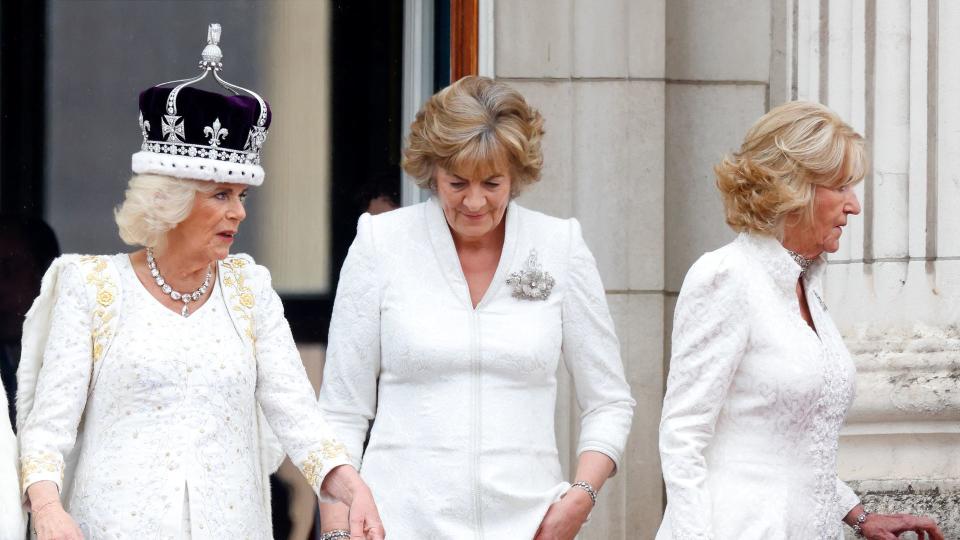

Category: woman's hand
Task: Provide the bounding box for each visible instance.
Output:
[27,481,83,540]
[347,484,385,540]
[321,465,385,539]
[533,489,592,540]
[32,502,83,540]
[859,512,944,540]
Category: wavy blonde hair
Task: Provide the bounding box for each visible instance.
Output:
[402,75,545,195]
[114,174,216,248]
[715,101,867,237]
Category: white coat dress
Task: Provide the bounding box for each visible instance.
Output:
[18,254,350,539]
[656,233,860,540]
[319,198,636,539]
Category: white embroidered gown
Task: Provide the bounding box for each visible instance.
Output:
[18,254,350,539]
[656,233,860,540]
[318,198,636,539]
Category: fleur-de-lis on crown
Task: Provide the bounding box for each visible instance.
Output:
[162,114,185,142]
[244,126,268,154]
[138,111,151,142]
[204,118,229,147]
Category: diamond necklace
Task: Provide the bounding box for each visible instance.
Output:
[786,249,815,277]
[146,247,212,317]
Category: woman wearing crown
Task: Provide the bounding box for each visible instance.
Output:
[15,26,384,540]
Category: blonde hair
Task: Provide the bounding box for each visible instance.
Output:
[402,75,545,195]
[114,174,216,248]
[715,101,867,237]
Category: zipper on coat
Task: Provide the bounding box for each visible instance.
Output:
[469,310,484,539]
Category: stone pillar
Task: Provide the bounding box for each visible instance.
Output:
[662,0,769,296]
[791,0,960,535]
[492,1,666,537]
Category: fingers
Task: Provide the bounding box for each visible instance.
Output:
[919,516,945,540]
[365,522,386,540]
[866,530,897,540]
[923,522,945,540]
[349,512,365,540]
[358,518,385,540]
[905,514,943,540]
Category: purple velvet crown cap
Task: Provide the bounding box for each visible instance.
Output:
[132,86,272,186]
[139,86,271,150]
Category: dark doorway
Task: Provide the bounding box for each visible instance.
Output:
[330,0,404,283]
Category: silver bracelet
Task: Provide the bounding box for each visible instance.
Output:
[320,530,350,540]
[851,510,870,537]
[569,480,598,506]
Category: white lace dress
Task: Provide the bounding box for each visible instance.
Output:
[656,233,861,540]
[18,254,350,539]
[318,198,635,539]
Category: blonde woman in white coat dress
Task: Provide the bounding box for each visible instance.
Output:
[656,101,943,540]
[317,76,635,540]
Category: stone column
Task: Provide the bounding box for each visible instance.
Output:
[492,0,666,536]
[791,0,960,535]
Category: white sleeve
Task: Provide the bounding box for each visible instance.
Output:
[317,213,381,470]
[836,477,861,520]
[18,262,92,498]
[658,252,749,539]
[561,219,635,474]
[251,264,351,502]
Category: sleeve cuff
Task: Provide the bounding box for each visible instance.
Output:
[836,478,861,519]
[298,441,353,504]
[20,452,64,498]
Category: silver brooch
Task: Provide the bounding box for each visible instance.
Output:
[506,249,555,301]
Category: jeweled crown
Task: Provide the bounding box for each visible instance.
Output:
[132,23,271,186]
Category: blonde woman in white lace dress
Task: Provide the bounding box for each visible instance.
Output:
[317,76,635,540]
[656,101,943,540]
[16,39,384,540]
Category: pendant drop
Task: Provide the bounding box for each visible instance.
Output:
[181,305,190,317]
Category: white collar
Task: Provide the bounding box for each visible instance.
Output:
[736,232,826,294]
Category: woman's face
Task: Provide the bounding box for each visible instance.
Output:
[167,182,248,261]
[435,164,512,243]
[786,183,861,257]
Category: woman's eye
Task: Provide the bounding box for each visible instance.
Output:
[239,192,249,202]
[215,192,228,200]
[450,182,466,189]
